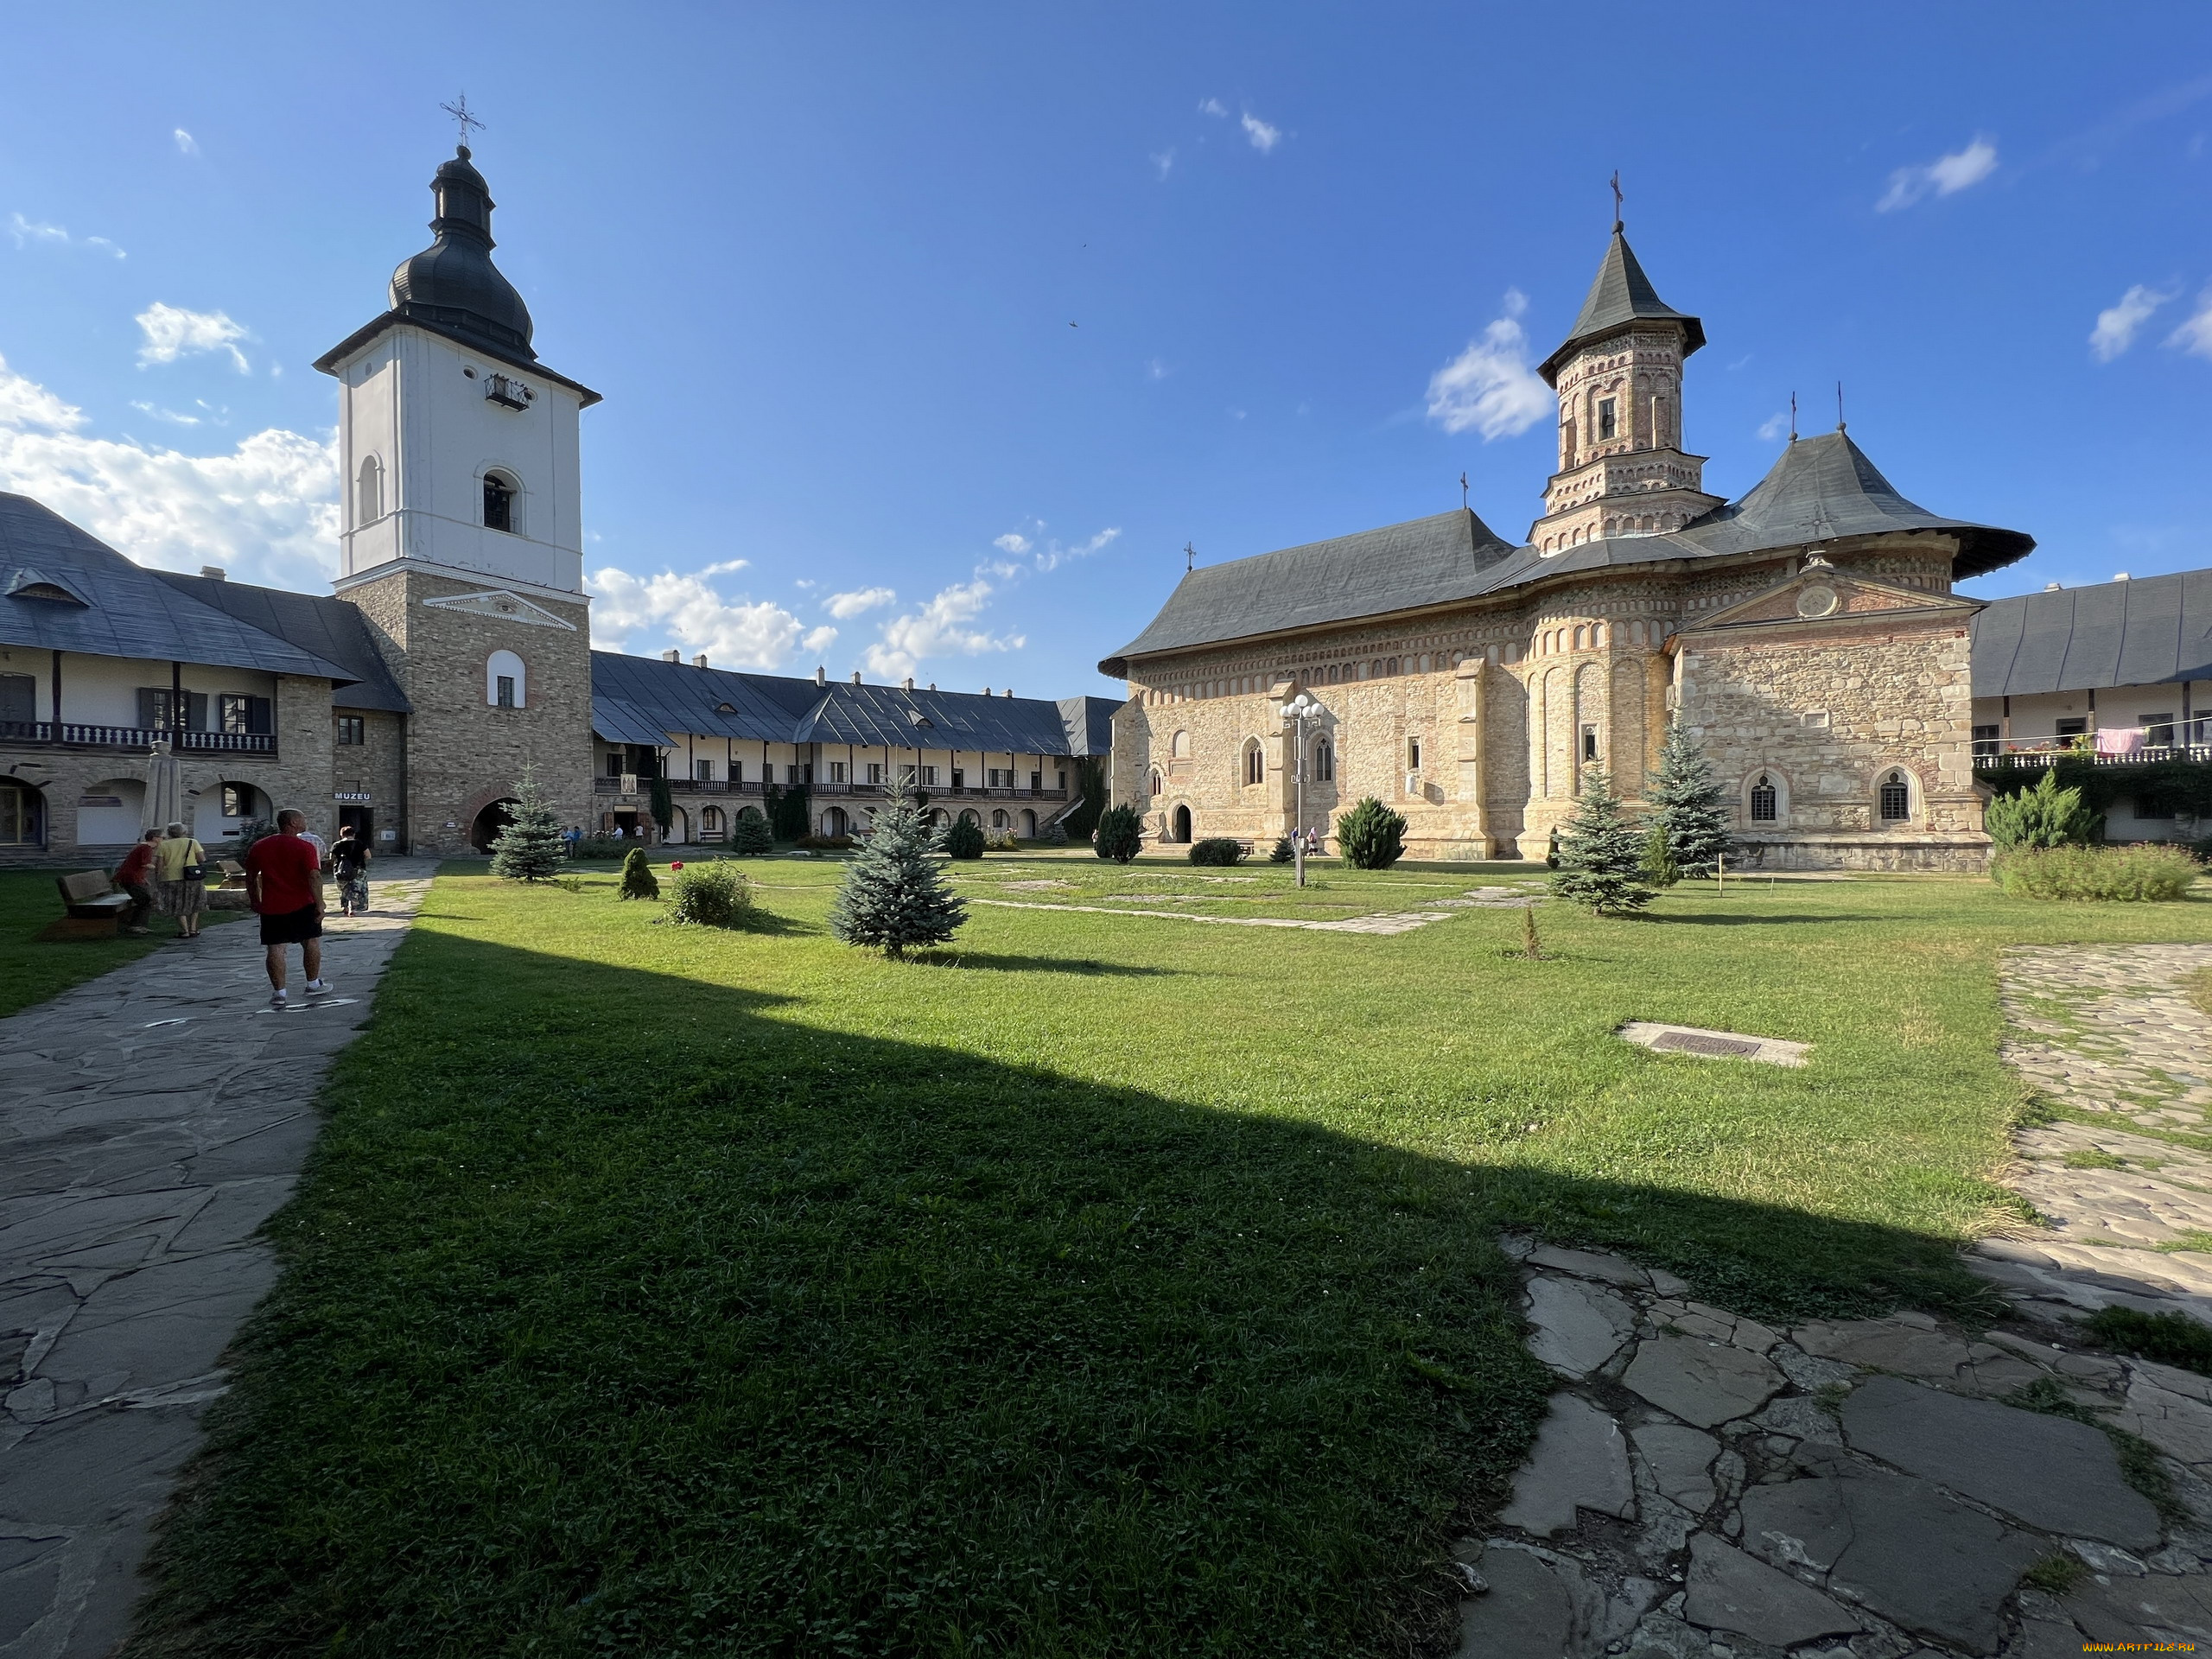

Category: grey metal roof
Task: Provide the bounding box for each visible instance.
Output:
[1098,509,1516,677]
[588,650,1092,754]
[1972,568,2212,697]
[154,572,410,712]
[1674,432,2031,580]
[1102,433,2034,677]
[1058,695,1122,757]
[1539,228,1706,385]
[0,493,358,684]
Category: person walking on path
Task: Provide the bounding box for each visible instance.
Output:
[155,819,207,939]
[245,808,330,1009]
[331,823,372,917]
[112,830,159,936]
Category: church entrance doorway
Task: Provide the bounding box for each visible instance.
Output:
[338,804,373,847]
[1171,804,1192,842]
[470,799,516,853]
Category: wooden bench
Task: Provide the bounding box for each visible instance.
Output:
[41,870,131,941]
[215,858,247,888]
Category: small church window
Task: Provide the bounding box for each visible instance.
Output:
[1878,771,1911,823]
[1750,776,1777,821]
[486,649,526,709]
[1313,739,1334,782]
[357,456,383,524]
[1148,769,1163,798]
[1580,724,1599,763]
[1597,397,1618,440]
[1243,741,1264,785]
[1408,737,1423,771]
[496,677,516,709]
[483,471,518,533]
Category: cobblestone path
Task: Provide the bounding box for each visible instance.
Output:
[0,864,434,1658]
[1974,943,2212,1326]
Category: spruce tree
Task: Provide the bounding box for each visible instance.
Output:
[1648,718,1732,880]
[619,847,660,900]
[490,766,565,882]
[1551,766,1652,916]
[828,783,966,958]
[728,809,775,855]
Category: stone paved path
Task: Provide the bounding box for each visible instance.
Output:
[1459,1242,2212,1656]
[0,863,435,1658]
[1974,943,2212,1327]
[969,886,1541,936]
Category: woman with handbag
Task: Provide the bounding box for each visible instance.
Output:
[156,820,207,940]
[331,823,371,917]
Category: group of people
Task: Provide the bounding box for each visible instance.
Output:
[111,814,376,1010]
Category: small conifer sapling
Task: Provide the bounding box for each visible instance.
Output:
[828,782,967,958]
[619,847,660,900]
[489,766,566,882]
[1551,765,1653,916]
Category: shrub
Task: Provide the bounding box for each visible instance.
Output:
[667,859,753,927]
[1039,819,1070,847]
[728,810,775,855]
[939,816,986,860]
[491,766,565,882]
[984,830,1020,853]
[795,833,854,851]
[1336,798,1407,870]
[647,774,675,836]
[572,836,633,860]
[2188,832,2212,866]
[828,784,967,958]
[1993,843,2199,902]
[619,847,660,900]
[1551,766,1652,916]
[1986,768,2101,850]
[1188,836,1247,867]
[1268,836,1294,864]
[1093,804,1142,864]
[1646,719,1732,878]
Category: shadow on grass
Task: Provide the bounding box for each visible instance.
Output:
[907,950,1179,976]
[1643,911,1890,926]
[125,929,1994,1659]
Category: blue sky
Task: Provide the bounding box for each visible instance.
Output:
[2,4,2209,696]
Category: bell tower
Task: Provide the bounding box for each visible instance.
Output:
[1529,219,1722,555]
[315,141,599,855]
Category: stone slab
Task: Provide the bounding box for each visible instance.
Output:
[1681,1531,1861,1646]
[1524,1275,1634,1379]
[1622,1335,1783,1428]
[1629,1423,1719,1515]
[1499,1393,1635,1535]
[1617,1021,1809,1067]
[1840,1375,2160,1549]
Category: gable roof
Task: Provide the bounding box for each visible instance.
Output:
[588,650,1097,755]
[1539,228,1706,385]
[1971,568,2212,697]
[0,493,357,684]
[154,571,410,711]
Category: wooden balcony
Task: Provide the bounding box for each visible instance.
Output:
[0,721,277,755]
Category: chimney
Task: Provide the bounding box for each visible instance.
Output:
[814,665,826,685]
[1003,687,1014,698]
[661,649,681,663]
[902,676,915,692]
[982,686,992,697]
[851,671,861,684]
[928,682,937,691]
[694,653,709,669]
[199,565,226,581]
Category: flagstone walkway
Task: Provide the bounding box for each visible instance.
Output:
[0,863,435,1658]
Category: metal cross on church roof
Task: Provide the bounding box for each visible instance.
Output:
[440,93,486,154]
[1610,170,1624,231]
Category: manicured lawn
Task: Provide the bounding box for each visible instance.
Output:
[0,869,242,1020]
[130,860,2212,1657]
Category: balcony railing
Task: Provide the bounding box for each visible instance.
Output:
[0,721,276,754]
[592,774,1070,802]
[1975,741,2212,768]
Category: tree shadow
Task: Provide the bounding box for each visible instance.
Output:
[127,928,1996,1659]
[1643,911,1891,926]
[906,950,1179,976]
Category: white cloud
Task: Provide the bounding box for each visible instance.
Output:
[9,213,124,259]
[1198,98,1226,118]
[1877,136,1999,211]
[2167,288,2212,359]
[0,351,335,590]
[130,400,201,426]
[1146,357,1170,381]
[1425,289,1551,441]
[697,557,749,576]
[1150,149,1175,181]
[803,626,838,656]
[1757,411,1791,442]
[2090,284,2175,361]
[587,566,816,671]
[1241,111,1281,153]
[136,302,250,372]
[1030,525,1119,572]
[824,585,896,619]
[174,129,200,157]
[862,578,1024,681]
[991,532,1031,556]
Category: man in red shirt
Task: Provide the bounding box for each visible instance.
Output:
[112,829,160,936]
[245,808,330,1009]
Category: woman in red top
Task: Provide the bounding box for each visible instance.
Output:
[244,809,330,1009]
[112,830,160,936]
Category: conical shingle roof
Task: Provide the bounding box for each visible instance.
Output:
[1539,228,1705,385]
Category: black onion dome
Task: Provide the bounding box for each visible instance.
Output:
[386,147,535,359]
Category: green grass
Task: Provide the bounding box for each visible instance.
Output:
[2083,1306,2212,1376]
[129,861,2212,1657]
[0,869,241,1019]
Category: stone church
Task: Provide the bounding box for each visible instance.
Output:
[0,144,1109,865]
[1103,221,2037,869]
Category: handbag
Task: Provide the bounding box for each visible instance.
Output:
[179,842,205,882]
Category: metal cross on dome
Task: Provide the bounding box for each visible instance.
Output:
[440,93,486,152]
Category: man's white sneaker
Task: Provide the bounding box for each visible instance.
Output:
[304,979,332,996]
[270,991,288,1010]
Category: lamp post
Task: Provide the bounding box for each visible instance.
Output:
[1280,692,1323,888]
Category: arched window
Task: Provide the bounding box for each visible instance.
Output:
[1243,740,1265,786]
[482,470,518,533]
[1750,775,1777,822]
[1170,729,1191,759]
[486,649,526,709]
[356,455,383,524]
[1148,769,1163,797]
[1313,738,1334,783]
[991,810,1009,830]
[702,806,724,835]
[1878,770,1912,823]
